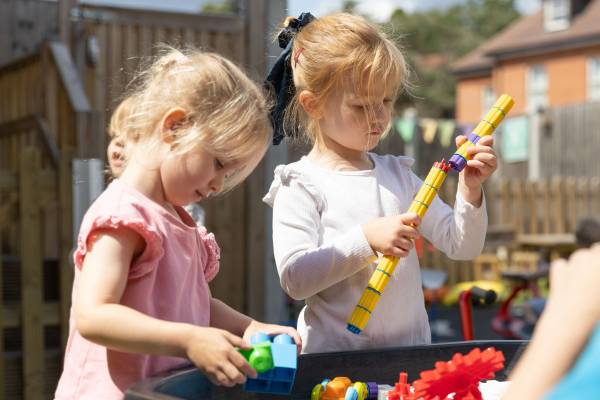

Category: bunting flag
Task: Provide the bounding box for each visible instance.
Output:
[500,115,529,162]
[392,117,463,148]
[438,120,456,148]
[395,117,416,142]
[420,118,438,144]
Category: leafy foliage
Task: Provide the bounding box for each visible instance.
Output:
[388,0,520,117]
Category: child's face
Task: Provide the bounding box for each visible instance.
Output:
[318,81,393,153]
[107,136,125,177]
[159,144,234,207]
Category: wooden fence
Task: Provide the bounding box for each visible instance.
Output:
[420,175,600,285]
[0,1,277,397]
[0,147,71,399]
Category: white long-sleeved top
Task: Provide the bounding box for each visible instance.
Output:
[263,153,487,353]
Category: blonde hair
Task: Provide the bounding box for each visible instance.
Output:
[122,46,272,191]
[284,13,408,143]
[108,96,134,138]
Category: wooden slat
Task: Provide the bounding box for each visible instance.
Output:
[1,303,61,328]
[48,42,92,113]
[79,5,244,32]
[0,232,4,400]
[552,176,565,233]
[59,147,74,348]
[19,148,44,400]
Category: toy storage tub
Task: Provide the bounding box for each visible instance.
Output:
[125,340,527,400]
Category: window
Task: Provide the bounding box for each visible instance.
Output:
[544,0,571,32]
[527,65,548,112]
[588,57,600,101]
[481,85,495,116]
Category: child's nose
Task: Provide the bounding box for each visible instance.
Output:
[210,173,225,194]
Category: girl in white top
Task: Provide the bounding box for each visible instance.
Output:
[263,12,498,354]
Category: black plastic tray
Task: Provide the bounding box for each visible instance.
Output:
[126,340,527,400]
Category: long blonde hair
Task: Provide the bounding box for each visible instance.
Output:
[121,46,272,191]
[284,13,408,143]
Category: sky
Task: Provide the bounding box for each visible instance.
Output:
[80,0,542,19]
[288,0,542,21]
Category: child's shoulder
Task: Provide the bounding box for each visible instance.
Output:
[81,179,166,236]
[371,153,415,172]
[263,158,323,208]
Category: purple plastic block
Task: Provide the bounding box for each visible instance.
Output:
[367,382,378,399]
[449,153,467,172]
[467,133,481,144]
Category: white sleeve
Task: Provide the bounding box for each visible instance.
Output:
[411,173,488,260]
[268,177,376,300]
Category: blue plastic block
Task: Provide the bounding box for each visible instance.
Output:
[244,333,297,395]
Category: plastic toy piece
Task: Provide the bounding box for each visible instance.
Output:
[347,160,451,334]
[311,376,379,400]
[348,94,514,335]
[242,332,297,395]
[409,347,504,400]
[449,95,514,172]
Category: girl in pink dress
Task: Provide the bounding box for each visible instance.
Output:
[55,47,300,400]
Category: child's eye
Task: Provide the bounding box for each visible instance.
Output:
[214,158,224,170]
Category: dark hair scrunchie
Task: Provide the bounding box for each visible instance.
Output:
[265,12,315,145]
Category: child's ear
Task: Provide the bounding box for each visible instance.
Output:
[160,107,188,144]
[298,90,322,118]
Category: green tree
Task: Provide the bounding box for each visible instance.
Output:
[389,0,520,117]
[201,0,236,14]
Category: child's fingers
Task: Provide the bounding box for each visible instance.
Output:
[224,331,250,349]
[207,370,232,387]
[455,135,467,148]
[394,238,414,252]
[471,152,497,165]
[221,358,249,385]
[466,159,489,170]
[477,135,494,147]
[466,144,494,157]
[230,350,257,379]
[391,246,410,258]
[278,326,303,351]
[399,212,421,228]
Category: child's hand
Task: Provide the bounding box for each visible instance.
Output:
[185,326,257,387]
[547,244,600,320]
[457,135,497,190]
[362,213,421,258]
[243,320,302,354]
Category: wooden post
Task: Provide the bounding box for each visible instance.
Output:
[19,147,44,400]
[59,147,74,348]
[0,194,4,400]
[526,181,537,233]
[552,177,565,233]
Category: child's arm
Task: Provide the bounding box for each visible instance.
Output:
[272,183,376,300]
[74,227,256,386]
[503,247,600,399]
[457,135,497,207]
[415,135,496,260]
[272,177,425,300]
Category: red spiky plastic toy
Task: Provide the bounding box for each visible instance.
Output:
[388,347,505,400]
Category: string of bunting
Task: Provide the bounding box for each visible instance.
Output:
[393,116,473,148]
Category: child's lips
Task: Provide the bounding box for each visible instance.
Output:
[195,190,204,199]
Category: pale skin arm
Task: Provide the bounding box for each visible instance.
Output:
[456,135,497,207]
[362,135,496,256]
[503,246,600,399]
[75,227,256,386]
